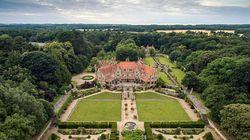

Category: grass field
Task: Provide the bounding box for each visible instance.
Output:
[68,92,121,121]
[144,57,155,67]
[136,92,190,121]
[157,56,185,83]
[159,72,173,85]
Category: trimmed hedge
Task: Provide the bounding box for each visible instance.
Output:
[148,121,205,128]
[110,122,118,140]
[57,121,112,129]
[144,122,154,140]
[144,121,205,140]
[56,121,118,140]
[203,132,214,140]
[56,93,74,118]
[77,88,101,98]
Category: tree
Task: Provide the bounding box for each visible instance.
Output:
[1,114,35,140]
[116,39,140,61]
[0,34,13,52]
[220,104,250,140]
[20,51,69,86]
[149,47,156,57]
[185,51,216,74]
[182,71,204,92]
[156,78,165,88]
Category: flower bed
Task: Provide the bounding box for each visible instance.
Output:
[82,75,94,80]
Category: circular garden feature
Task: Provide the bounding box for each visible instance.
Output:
[82,75,94,80]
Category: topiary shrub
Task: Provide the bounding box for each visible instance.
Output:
[203,132,214,140]
[156,133,164,140]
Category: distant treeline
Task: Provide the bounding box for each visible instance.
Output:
[0,24,250,32]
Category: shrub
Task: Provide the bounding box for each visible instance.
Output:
[156,134,164,140]
[48,133,60,140]
[203,132,214,140]
[144,123,154,140]
[100,134,106,140]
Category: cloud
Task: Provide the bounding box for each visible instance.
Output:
[0,0,249,24]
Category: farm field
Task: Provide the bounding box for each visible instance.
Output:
[68,92,121,121]
[157,56,185,83]
[136,92,191,122]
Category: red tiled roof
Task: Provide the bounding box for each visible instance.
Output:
[98,61,157,82]
[117,61,138,70]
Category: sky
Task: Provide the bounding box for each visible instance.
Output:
[0,0,250,24]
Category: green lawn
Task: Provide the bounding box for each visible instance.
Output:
[144,57,155,67]
[159,72,173,85]
[157,56,185,83]
[68,92,121,121]
[136,92,191,122]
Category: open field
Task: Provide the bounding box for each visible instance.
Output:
[68,92,121,121]
[156,29,235,34]
[136,92,191,121]
[144,57,155,67]
[157,56,185,83]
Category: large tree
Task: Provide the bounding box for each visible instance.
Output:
[220,104,250,140]
[116,39,143,61]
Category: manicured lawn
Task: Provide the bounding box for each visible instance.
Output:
[68,92,121,121]
[159,72,173,84]
[144,57,155,67]
[136,92,191,122]
[157,56,185,83]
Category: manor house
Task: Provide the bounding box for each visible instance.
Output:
[96,59,158,90]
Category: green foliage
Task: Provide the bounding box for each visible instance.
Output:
[48,133,60,140]
[182,71,204,92]
[116,39,143,61]
[203,132,214,140]
[220,104,250,140]
[148,121,205,128]
[156,78,165,88]
[122,130,144,140]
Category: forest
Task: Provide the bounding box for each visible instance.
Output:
[0,24,249,139]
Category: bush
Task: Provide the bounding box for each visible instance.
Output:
[156,134,164,140]
[48,133,60,140]
[99,134,107,140]
[203,132,214,140]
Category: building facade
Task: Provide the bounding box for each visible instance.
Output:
[96,59,158,90]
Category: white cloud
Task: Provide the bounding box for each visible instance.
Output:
[0,0,249,24]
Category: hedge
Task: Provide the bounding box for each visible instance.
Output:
[144,121,205,140]
[144,122,154,140]
[148,121,205,128]
[57,121,118,140]
[56,93,74,118]
[203,132,214,140]
[77,88,101,98]
[57,121,112,129]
